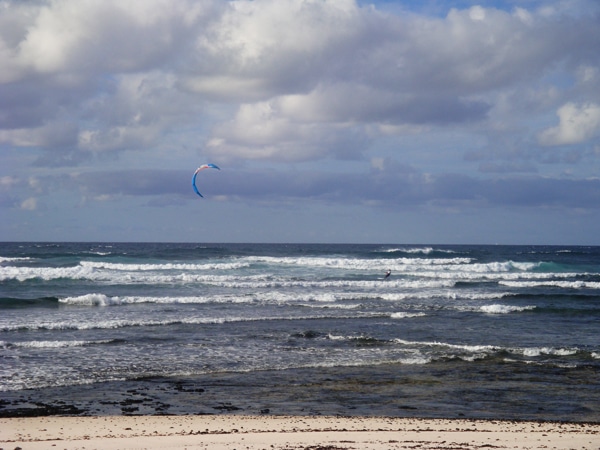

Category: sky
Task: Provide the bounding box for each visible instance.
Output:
[1,0,600,244]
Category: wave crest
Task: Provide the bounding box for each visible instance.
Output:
[480,304,536,314]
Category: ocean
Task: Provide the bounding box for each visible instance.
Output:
[1,242,599,420]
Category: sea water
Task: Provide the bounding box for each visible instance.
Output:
[1,242,599,419]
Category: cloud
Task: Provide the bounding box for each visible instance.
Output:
[68,166,600,212]
[185,0,362,99]
[1,0,600,246]
[538,102,600,146]
[0,0,218,162]
[20,197,37,210]
[205,100,369,162]
[13,0,212,75]
[192,1,600,162]
[0,176,18,188]
[73,169,189,198]
[2,0,598,168]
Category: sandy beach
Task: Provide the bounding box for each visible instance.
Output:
[2,415,599,450]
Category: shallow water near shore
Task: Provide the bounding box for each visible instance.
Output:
[1,361,598,420]
[1,242,599,420]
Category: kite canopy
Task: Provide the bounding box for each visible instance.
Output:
[192,164,220,198]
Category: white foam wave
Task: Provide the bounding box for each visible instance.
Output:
[1,265,463,286]
[391,339,581,361]
[258,291,365,303]
[382,247,434,254]
[519,347,578,357]
[380,291,511,302]
[205,279,458,290]
[0,256,33,263]
[469,261,540,272]
[480,304,536,314]
[60,293,114,306]
[326,334,347,341]
[387,270,578,282]
[275,356,433,372]
[302,303,363,310]
[393,338,499,353]
[0,317,223,332]
[58,293,250,306]
[380,247,460,255]
[80,261,250,271]
[390,312,427,319]
[59,292,354,308]
[0,265,94,282]
[500,280,600,289]
[1,255,586,287]
[55,289,518,309]
[55,292,397,307]
[245,255,473,269]
[4,339,114,349]
[0,313,378,332]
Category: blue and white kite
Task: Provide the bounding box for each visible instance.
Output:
[192,163,220,198]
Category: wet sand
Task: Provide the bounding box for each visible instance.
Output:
[2,415,599,450]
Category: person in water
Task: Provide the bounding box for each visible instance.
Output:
[384,270,391,279]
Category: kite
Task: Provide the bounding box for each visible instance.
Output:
[192,164,220,198]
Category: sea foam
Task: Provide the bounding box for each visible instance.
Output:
[480,304,536,314]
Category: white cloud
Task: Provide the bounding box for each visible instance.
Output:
[78,125,159,153]
[20,197,37,210]
[0,121,78,148]
[2,0,598,167]
[205,100,366,162]
[576,65,599,84]
[513,7,533,26]
[538,102,600,146]
[13,0,211,75]
[191,1,599,162]
[370,157,385,171]
[0,175,18,188]
[468,5,486,21]
[186,0,364,101]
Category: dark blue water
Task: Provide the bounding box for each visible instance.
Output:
[1,243,599,420]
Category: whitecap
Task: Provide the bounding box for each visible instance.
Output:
[0,256,33,263]
[390,312,427,319]
[500,280,600,289]
[520,347,578,357]
[80,261,250,271]
[10,339,115,349]
[59,293,115,306]
[480,304,536,314]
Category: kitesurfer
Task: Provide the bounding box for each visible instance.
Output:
[384,270,391,280]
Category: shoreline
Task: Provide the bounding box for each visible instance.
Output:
[2,415,599,449]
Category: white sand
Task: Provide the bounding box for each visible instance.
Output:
[2,415,599,449]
